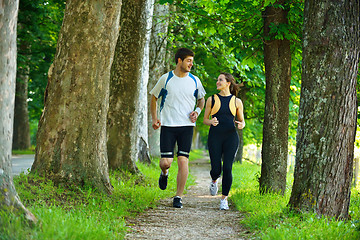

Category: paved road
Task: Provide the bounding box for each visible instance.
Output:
[12,154,34,175]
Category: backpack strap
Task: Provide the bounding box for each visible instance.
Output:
[189,73,198,100]
[158,71,174,112]
[188,73,197,88]
[164,71,174,89]
[159,71,198,112]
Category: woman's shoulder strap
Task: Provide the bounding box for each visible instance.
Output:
[210,94,221,116]
[229,95,237,116]
[211,95,215,109]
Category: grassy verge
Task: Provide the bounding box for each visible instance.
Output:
[1,150,202,239]
[231,161,360,239]
[12,147,35,155]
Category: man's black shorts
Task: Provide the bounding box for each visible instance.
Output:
[160,126,194,158]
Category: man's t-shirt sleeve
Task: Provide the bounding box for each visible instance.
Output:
[196,77,206,99]
[149,73,167,98]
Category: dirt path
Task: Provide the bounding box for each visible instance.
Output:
[125,156,248,240]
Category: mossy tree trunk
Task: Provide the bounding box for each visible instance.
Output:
[288,0,359,219]
[259,1,291,195]
[13,38,31,150]
[0,0,36,223]
[32,0,122,194]
[147,2,170,158]
[107,0,151,172]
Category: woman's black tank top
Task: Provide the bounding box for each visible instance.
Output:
[210,94,235,131]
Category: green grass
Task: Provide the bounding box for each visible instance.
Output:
[12,147,35,155]
[5,149,357,239]
[230,161,360,239]
[189,149,205,161]
[1,152,198,239]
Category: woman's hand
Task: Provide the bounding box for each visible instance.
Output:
[211,117,219,126]
[235,120,245,129]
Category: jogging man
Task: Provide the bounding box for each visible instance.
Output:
[150,48,206,208]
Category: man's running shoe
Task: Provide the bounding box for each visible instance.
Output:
[220,198,229,210]
[158,172,168,190]
[173,196,183,208]
[209,180,218,196]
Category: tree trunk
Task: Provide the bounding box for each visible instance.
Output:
[259,1,291,195]
[353,158,359,187]
[32,0,122,194]
[0,0,36,223]
[13,40,31,150]
[107,0,150,171]
[234,86,248,163]
[147,2,170,158]
[234,129,244,163]
[136,0,154,164]
[192,128,204,149]
[288,0,359,219]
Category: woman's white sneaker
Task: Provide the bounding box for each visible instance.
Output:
[220,198,229,210]
[209,181,218,196]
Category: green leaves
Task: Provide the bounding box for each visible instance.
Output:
[241,57,256,69]
[267,23,295,40]
[158,0,175,4]
[160,0,304,145]
[264,0,277,7]
[18,0,65,122]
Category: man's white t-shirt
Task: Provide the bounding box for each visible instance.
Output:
[150,71,206,127]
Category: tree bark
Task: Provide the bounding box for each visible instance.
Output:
[353,158,359,187]
[147,2,170,157]
[107,0,150,171]
[259,1,291,195]
[32,0,122,194]
[288,0,359,219]
[0,0,36,223]
[137,0,154,164]
[234,129,244,163]
[234,86,249,163]
[13,39,31,150]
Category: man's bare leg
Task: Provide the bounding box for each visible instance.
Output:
[158,157,173,190]
[176,156,189,197]
[160,157,173,174]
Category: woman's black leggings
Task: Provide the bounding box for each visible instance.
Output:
[208,128,239,196]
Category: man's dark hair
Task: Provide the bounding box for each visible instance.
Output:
[175,48,194,64]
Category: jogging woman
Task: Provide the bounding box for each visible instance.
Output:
[203,72,245,210]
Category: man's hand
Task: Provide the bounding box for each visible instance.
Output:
[152,119,161,130]
[189,111,199,123]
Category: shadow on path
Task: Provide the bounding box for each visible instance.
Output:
[125,156,248,240]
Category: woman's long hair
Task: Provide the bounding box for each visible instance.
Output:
[221,72,240,96]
